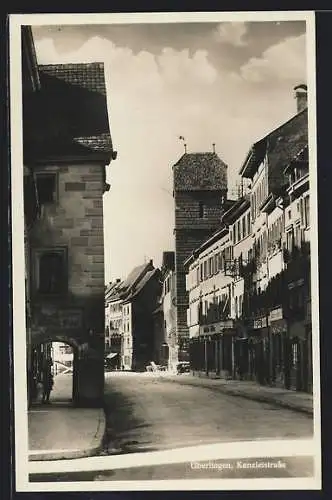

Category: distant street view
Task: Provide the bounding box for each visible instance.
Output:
[16,15,319,487]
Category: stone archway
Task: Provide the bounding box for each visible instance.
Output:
[30,329,104,407]
[31,335,80,405]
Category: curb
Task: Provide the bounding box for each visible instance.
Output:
[29,408,106,462]
[163,376,313,417]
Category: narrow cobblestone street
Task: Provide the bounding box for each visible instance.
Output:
[29,371,314,482]
[102,372,313,455]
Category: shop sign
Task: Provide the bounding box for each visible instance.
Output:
[199,320,234,336]
[253,317,267,329]
[268,307,283,324]
[217,320,234,331]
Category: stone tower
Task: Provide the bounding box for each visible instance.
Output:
[173,152,228,360]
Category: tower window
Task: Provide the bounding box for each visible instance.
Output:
[198,202,204,218]
[36,173,57,204]
[33,247,67,295]
[39,252,66,294]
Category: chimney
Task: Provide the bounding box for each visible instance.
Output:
[294,84,307,113]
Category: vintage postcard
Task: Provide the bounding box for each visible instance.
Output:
[10,11,321,492]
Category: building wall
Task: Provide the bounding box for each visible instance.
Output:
[174,191,225,230]
[285,190,310,250]
[162,270,177,370]
[230,207,252,319]
[29,162,105,406]
[174,228,218,339]
[267,204,285,279]
[173,152,228,361]
[122,302,133,369]
[105,298,123,351]
[132,271,162,371]
[152,310,166,365]
[187,232,233,338]
[174,190,227,342]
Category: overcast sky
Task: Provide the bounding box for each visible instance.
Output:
[32,19,307,283]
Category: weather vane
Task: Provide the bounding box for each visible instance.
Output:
[179,136,187,154]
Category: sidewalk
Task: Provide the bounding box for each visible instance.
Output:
[162,373,314,416]
[28,373,105,461]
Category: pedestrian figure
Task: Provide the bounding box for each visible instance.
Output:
[42,357,54,404]
[42,370,54,404]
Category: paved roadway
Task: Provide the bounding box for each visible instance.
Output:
[30,372,315,482]
[102,372,313,454]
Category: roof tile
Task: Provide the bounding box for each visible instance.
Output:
[23,62,113,162]
[173,152,228,192]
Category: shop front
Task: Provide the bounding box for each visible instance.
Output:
[287,320,309,392]
[189,320,235,378]
[246,316,270,385]
[268,307,288,388]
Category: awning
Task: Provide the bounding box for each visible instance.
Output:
[106,352,119,359]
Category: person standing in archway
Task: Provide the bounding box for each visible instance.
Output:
[42,357,54,404]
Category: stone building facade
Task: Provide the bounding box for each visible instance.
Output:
[172,152,228,362]
[22,27,116,407]
[105,279,123,368]
[121,262,162,371]
[185,85,312,393]
[104,261,162,371]
[158,251,177,371]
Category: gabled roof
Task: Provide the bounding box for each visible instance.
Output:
[107,260,156,303]
[124,268,160,302]
[173,152,228,191]
[39,63,107,96]
[121,262,153,291]
[240,108,308,180]
[105,280,124,303]
[23,61,114,164]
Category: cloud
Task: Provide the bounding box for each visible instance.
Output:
[239,34,306,83]
[214,22,248,47]
[158,48,217,85]
[34,36,217,87]
[33,30,304,280]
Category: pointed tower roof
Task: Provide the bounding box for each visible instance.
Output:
[173,152,227,191]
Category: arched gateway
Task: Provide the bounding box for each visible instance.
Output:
[22,26,117,409]
[29,323,105,408]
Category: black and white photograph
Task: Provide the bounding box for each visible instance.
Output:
[10,11,321,491]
